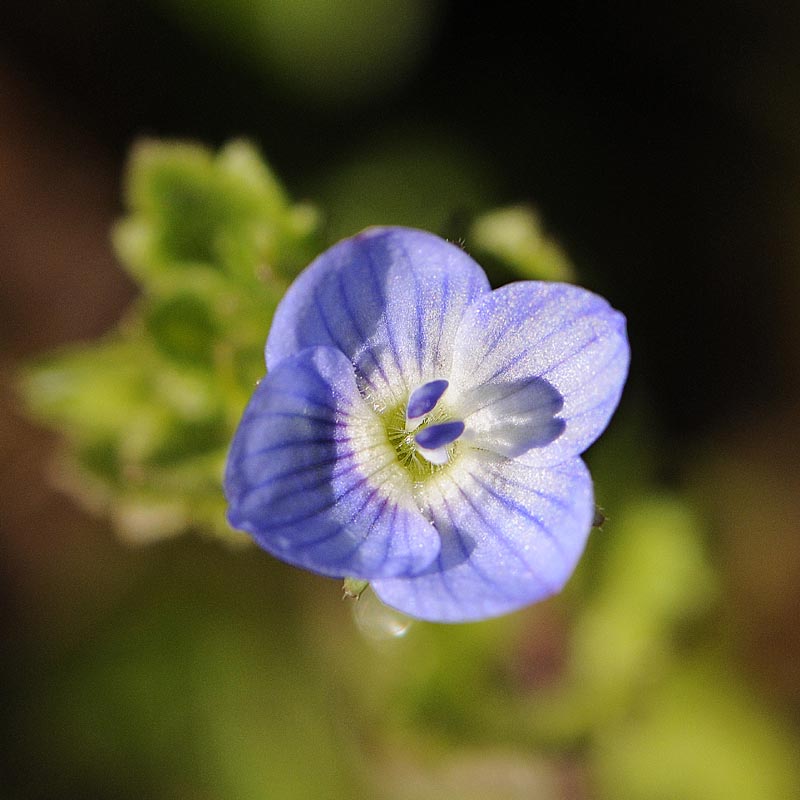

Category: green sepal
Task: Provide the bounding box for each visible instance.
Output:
[342,578,370,600]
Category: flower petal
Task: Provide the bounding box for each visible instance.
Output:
[265,227,491,407]
[457,378,566,457]
[225,346,440,579]
[371,455,594,622]
[448,282,629,464]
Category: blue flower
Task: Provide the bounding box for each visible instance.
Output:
[225,227,629,622]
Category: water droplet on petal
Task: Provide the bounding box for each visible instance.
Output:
[353,585,414,640]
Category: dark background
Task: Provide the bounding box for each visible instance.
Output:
[2,2,799,797]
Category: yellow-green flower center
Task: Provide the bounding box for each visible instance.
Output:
[382,401,458,482]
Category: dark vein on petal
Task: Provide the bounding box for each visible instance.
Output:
[440,489,520,601]
[479,307,589,384]
[311,289,347,356]
[557,340,628,398]
[537,332,601,381]
[336,267,389,387]
[433,270,450,373]
[483,468,572,513]
[365,247,404,379]
[465,471,568,561]
[253,411,345,426]
[401,244,425,377]
[243,435,351,459]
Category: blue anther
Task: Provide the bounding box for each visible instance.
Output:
[406,379,449,423]
[414,420,465,451]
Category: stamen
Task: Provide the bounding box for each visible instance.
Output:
[406,379,449,428]
[417,446,450,466]
[414,420,465,450]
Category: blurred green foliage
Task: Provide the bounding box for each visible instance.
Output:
[470,206,576,283]
[21,140,320,542]
[311,127,496,242]
[155,0,442,105]
[16,139,800,799]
